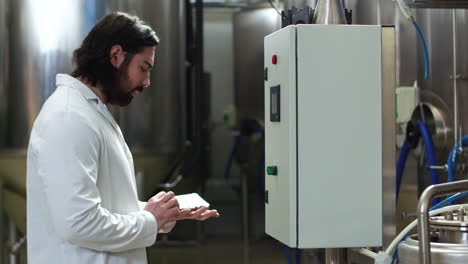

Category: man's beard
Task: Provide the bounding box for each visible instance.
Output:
[101,63,143,107]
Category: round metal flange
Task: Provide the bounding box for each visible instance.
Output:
[411,90,451,152]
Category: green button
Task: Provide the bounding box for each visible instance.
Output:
[267,166,277,176]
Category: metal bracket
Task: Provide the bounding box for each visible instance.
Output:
[449,74,468,80]
[428,165,447,171]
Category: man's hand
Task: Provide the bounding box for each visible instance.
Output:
[175,206,220,221]
[144,191,180,230]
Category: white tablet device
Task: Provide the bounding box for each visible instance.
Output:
[176,193,210,210]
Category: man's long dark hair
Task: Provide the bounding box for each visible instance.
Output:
[71,12,159,87]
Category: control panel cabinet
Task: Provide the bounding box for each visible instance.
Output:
[264,25,395,248]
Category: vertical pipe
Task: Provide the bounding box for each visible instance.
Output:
[0,0,8,148]
[326,248,347,264]
[9,219,16,264]
[195,0,204,147]
[178,0,187,148]
[453,9,458,145]
[195,0,210,219]
[194,0,209,245]
[291,0,314,8]
[185,0,193,143]
[241,170,250,264]
[313,0,347,24]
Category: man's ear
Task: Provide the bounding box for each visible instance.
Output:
[109,45,125,68]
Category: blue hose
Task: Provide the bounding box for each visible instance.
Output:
[448,148,457,183]
[396,122,440,203]
[417,121,440,205]
[412,21,430,80]
[396,140,411,199]
[417,122,439,185]
[447,135,468,183]
[431,191,468,211]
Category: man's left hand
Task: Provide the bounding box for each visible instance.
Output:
[175,206,220,221]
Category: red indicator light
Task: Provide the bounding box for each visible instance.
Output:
[272,55,278,65]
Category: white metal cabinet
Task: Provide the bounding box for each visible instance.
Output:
[264,24,395,248]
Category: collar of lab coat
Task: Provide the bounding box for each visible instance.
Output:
[56,73,101,103]
[55,74,121,134]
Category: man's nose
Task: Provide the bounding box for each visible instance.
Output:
[142,76,150,88]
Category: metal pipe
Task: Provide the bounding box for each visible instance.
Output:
[289,0,315,8]
[241,169,250,264]
[195,0,203,145]
[0,0,8,148]
[417,179,468,264]
[326,248,347,264]
[10,236,26,254]
[184,0,194,143]
[453,10,459,145]
[9,219,17,264]
[178,0,207,181]
[312,0,347,24]
[428,165,447,170]
[178,0,187,149]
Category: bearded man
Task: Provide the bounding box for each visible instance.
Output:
[26,12,219,264]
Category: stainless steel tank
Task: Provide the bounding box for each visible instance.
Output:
[344,0,464,242]
[7,0,89,148]
[398,210,468,263]
[5,0,185,153]
[233,2,280,122]
[108,0,186,153]
[398,234,468,263]
[344,0,418,86]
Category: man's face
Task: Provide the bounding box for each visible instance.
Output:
[107,46,155,106]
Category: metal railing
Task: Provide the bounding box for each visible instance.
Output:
[417,179,468,264]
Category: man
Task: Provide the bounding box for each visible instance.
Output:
[26,12,219,264]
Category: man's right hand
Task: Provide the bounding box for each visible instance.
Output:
[144,191,179,230]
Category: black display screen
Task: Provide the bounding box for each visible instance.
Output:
[270,85,280,122]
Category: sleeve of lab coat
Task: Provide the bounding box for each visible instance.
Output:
[36,111,157,252]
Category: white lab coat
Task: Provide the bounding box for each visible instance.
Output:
[27,74,174,264]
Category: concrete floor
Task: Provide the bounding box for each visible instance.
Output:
[147,237,287,264]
